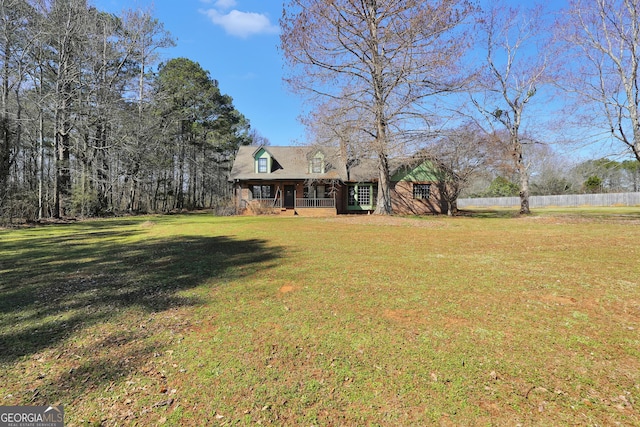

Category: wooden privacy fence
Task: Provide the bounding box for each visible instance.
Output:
[457,192,640,209]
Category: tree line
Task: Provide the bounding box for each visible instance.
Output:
[5,0,639,221]
[281,0,640,215]
[468,158,640,198]
[0,0,252,224]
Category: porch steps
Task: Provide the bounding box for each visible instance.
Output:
[280,208,296,216]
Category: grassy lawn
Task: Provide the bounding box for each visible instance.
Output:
[1,209,639,426]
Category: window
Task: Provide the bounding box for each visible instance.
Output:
[413,183,431,200]
[358,185,370,205]
[258,157,268,173]
[348,184,374,209]
[252,185,273,199]
[348,186,356,206]
[311,157,323,173]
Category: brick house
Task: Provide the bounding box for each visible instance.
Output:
[229,145,446,216]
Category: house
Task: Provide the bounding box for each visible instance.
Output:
[228,145,446,216]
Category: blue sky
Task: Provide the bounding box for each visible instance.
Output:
[91,0,613,161]
[93,0,305,146]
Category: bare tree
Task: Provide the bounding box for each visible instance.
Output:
[121,7,174,212]
[281,0,474,214]
[418,123,493,215]
[560,0,640,164]
[527,143,576,195]
[303,96,372,180]
[41,0,89,218]
[471,1,555,214]
[0,0,34,217]
[248,129,270,146]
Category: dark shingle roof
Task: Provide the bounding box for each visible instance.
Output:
[229,145,434,183]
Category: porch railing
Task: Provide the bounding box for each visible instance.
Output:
[296,198,335,208]
[243,197,335,210]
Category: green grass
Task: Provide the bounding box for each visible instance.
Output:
[1,209,639,426]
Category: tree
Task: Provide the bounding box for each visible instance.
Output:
[121,7,174,212]
[571,158,626,192]
[470,1,555,214]
[76,8,141,215]
[419,123,493,215]
[621,160,640,191]
[0,0,34,217]
[530,171,574,196]
[155,58,216,209]
[583,175,603,193]
[281,0,474,214]
[303,96,373,181]
[527,143,575,195]
[561,0,640,163]
[248,129,270,146]
[0,1,253,222]
[154,58,250,210]
[44,0,88,218]
[26,0,50,220]
[484,176,519,197]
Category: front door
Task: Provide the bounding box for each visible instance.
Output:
[284,185,295,208]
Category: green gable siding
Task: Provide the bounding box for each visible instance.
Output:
[391,161,442,182]
[254,148,272,173]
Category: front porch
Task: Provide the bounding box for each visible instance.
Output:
[243,197,337,216]
[235,180,341,216]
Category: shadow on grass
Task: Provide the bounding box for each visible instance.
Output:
[0,221,282,364]
[456,209,521,218]
[458,207,640,220]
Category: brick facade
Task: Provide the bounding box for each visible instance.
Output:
[391,181,445,215]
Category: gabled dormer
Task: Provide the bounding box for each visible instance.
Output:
[253,147,273,174]
[308,150,326,174]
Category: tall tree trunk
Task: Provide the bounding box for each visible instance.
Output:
[176,122,186,210]
[373,106,392,214]
[50,0,85,218]
[0,32,11,206]
[38,103,44,219]
[54,108,71,218]
[513,134,530,214]
[375,151,392,214]
[128,177,137,212]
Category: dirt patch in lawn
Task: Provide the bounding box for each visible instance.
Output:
[539,294,577,306]
[279,284,300,294]
[383,309,430,325]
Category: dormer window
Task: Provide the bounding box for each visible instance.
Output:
[312,157,322,173]
[253,147,277,174]
[310,152,325,174]
[258,157,268,173]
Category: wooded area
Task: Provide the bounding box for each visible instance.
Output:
[0,0,251,223]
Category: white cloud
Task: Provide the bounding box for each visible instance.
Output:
[214,0,237,9]
[203,8,279,38]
